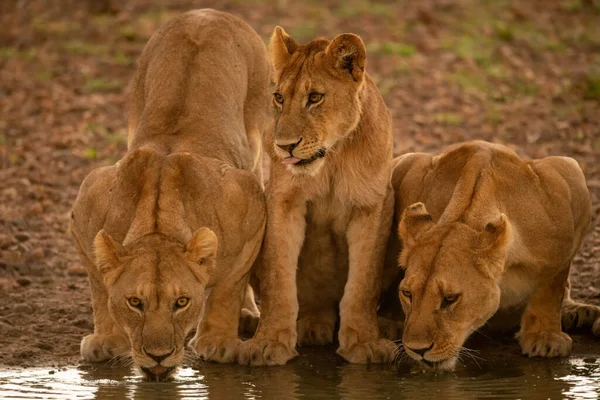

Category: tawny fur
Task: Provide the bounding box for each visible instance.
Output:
[70,9,270,378]
[238,27,396,366]
[389,140,596,370]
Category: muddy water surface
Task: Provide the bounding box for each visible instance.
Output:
[1,338,600,400]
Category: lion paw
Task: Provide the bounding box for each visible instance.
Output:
[237,338,298,366]
[337,338,396,364]
[562,302,600,335]
[81,333,129,362]
[297,316,335,346]
[189,335,241,363]
[517,330,572,358]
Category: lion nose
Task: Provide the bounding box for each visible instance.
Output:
[143,347,174,364]
[276,137,303,154]
[405,343,434,357]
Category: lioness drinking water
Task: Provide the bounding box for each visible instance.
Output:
[70,9,270,380]
[390,140,600,370]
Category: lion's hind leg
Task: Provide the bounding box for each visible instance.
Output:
[562,297,600,336]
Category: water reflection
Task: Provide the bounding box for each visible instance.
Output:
[1,338,600,399]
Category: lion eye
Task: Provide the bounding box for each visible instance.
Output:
[175,297,190,309]
[308,92,323,104]
[400,289,412,300]
[441,294,460,309]
[273,93,284,105]
[128,297,143,310]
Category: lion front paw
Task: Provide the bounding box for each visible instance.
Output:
[297,315,335,346]
[337,338,396,364]
[189,335,241,364]
[517,330,572,358]
[81,333,129,362]
[237,337,298,366]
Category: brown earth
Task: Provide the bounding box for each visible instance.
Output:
[0,0,599,368]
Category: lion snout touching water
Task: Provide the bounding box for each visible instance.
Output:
[70,9,269,380]
[390,141,599,371]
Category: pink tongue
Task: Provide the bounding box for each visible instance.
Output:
[283,157,302,165]
[148,365,168,376]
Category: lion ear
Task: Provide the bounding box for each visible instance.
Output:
[185,227,218,282]
[326,33,366,82]
[94,230,124,274]
[398,203,434,247]
[474,214,513,278]
[269,26,297,81]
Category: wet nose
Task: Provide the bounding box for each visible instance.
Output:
[405,343,434,357]
[276,137,303,154]
[143,347,174,364]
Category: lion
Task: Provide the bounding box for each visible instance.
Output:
[237,26,396,366]
[70,9,270,380]
[389,140,599,371]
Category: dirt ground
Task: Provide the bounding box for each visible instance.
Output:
[0,0,599,368]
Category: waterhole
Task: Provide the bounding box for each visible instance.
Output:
[1,341,599,399]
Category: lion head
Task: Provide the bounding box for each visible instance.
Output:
[268,26,367,176]
[94,228,217,380]
[397,203,513,370]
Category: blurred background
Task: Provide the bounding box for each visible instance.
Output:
[0,0,599,367]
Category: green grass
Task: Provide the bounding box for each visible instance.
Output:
[0,47,37,61]
[84,78,123,92]
[289,22,317,41]
[367,42,416,57]
[333,1,394,19]
[584,75,600,99]
[84,148,97,159]
[112,51,131,65]
[432,112,464,125]
[64,40,110,56]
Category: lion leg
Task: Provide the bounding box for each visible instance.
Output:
[81,271,129,362]
[337,197,396,364]
[189,274,248,363]
[237,195,306,366]
[517,267,572,358]
[562,277,600,336]
[297,306,337,346]
[239,284,260,337]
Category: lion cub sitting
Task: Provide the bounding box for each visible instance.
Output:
[391,140,599,370]
[70,10,269,380]
[237,27,395,365]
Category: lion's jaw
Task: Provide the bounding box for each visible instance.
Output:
[95,232,216,380]
[397,207,511,371]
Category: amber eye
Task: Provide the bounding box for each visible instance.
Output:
[441,294,460,309]
[128,297,143,309]
[400,289,412,300]
[273,93,284,104]
[308,92,323,104]
[175,297,190,309]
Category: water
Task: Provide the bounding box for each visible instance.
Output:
[1,341,599,399]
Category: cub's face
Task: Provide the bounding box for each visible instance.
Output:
[94,228,216,381]
[268,26,367,176]
[397,203,511,371]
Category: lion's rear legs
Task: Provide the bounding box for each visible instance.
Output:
[517,268,572,358]
[562,279,600,336]
[297,307,337,346]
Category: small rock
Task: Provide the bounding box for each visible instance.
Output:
[0,234,16,250]
[28,247,45,261]
[48,370,55,375]
[15,233,30,242]
[73,318,93,330]
[16,277,31,287]
[2,188,18,201]
[67,265,88,277]
[27,203,43,217]
[13,304,33,314]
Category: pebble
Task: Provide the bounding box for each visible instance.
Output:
[2,188,18,201]
[15,233,30,242]
[28,247,45,261]
[27,203,43,217]
[16,277,31,287]
[67,265,88,277]
[0,234,16,250]
[13,304,34,314]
